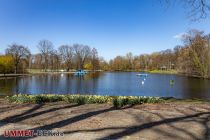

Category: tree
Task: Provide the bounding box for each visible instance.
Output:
[133,56,141,70]
[138,54,150,70]
[173,45,182,68]
[176,46,192,74]
[91,48,100,71]
[37,40,54,71]
[0,55,14,75]
[58,45,74,71]
[49,50,61,71]
[73,44,91,69]
[181,30,210,78]
[125,52,134,70]
[6,44,31,74]
[183,0,210,20]
[99,57,109,71]
[110,56,126,71]
[84,63,93,70]
[163,0,210,20]
[31,53,43,69]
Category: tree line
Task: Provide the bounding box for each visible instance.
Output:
[33,40,100,72]
[0,40,100,74]
[0,29,210,78]
[108,30,210,78]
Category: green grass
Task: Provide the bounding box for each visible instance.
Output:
[5,94,164,107]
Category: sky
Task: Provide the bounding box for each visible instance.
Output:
[0,0,210,60]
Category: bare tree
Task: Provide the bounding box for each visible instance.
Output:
[32,53,43,69]
[162,0,210,20]
[58,45,74,71]
[185,0,210,20]
[126,52,134,70]
[6,44,31,74]
[49,50,61,71]
[91,48,99,71]
[181,29,210,78]
[99,57,109,71]
[73,44,91,69]
[37,40,54,71]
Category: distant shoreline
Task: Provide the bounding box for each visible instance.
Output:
[0,70,208,79]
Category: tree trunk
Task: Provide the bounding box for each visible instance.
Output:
[15,64,18,74]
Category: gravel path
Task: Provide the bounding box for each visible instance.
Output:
[0,100,210,140]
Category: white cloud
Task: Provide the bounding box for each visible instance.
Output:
[173,32,188,40]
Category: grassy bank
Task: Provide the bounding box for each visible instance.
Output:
[6,94,164,107]
[5,94,210,108]
[148,70,178,74]
[96,69,179,74]
[26,69,75,74]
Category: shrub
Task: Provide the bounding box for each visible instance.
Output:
[49,95,64,102]
[33,95,50,103]
[112,97,120,107]
[112,96,164,107]
[64,95,76,103]
[87,95,111,104]
[76,96,87,105]
[6,94,164,106]
[6,94,31,103]
[112,96,129,108]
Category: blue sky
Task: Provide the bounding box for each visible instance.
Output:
[0,0,210,60]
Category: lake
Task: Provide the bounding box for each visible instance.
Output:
[0,72,210,99]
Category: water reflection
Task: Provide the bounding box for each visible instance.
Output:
[180,77,210,99]
[0,72,209,99]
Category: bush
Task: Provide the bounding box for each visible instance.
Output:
[6,94,164,106]
[112,97,129,108]
[87,95,111,104]
[112,96,164,108]
[76,96,87,105]
[6,94,31,103]
[49,95,64,102]
[33,95,50,103]
[64,95,77,103]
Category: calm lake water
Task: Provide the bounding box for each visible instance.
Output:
[0,72,210,99]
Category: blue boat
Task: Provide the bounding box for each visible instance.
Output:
[74,70,87,76]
